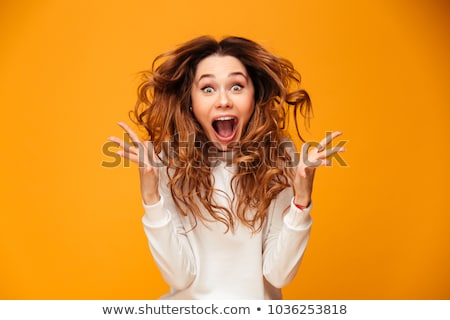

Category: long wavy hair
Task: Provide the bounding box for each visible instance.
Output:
[134,36,312,233]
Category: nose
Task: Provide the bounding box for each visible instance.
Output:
[217,89,232,108]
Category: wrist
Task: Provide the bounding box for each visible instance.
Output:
[294,196,311,210]
[142,193,160,206]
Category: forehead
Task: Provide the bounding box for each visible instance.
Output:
[195,55,248,77]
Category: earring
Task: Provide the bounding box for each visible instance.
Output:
[189,106,193,112]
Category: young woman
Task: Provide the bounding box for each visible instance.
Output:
[109,36,344,299]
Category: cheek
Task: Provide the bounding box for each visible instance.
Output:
[192,104,210,128]
[191,92,208,109]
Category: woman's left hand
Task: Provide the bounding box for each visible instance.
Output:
[293,131,345,207]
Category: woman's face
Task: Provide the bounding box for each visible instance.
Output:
[191,54,255,151]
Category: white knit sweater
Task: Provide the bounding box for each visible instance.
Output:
[142,160,312,299]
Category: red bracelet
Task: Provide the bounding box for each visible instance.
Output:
[294,202,309,210]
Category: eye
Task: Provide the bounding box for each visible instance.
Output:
[201,86,214,94]
[231,84,243,92]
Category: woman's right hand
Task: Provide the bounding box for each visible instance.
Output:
[108,122,160,205]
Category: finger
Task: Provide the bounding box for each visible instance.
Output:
[326,146,346,157]
[117,149,154,169]
[307,159,331,167]
[108,136,139,155]
[316,131,342,152]
[316,146,346,159]
[125,142,158,166]
[117,122,143,146]
[116,150,140,164]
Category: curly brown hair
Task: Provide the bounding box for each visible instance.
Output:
[133,35,312,233]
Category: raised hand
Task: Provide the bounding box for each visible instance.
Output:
[293,131,345,207]
[108,122,160,205]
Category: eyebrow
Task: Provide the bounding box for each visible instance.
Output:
[197,72,248,82]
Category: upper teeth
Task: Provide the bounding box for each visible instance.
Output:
[216,116,234,121]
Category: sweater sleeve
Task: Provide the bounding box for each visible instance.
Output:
[262,188,313,288]
[142,196,196,290]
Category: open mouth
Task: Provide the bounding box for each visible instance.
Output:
[212,116,237,140]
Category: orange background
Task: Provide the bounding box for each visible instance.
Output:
[1,0,449,299]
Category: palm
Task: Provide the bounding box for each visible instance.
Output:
[108,122,160,204]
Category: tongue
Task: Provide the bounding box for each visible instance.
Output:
[215,119,234,137]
